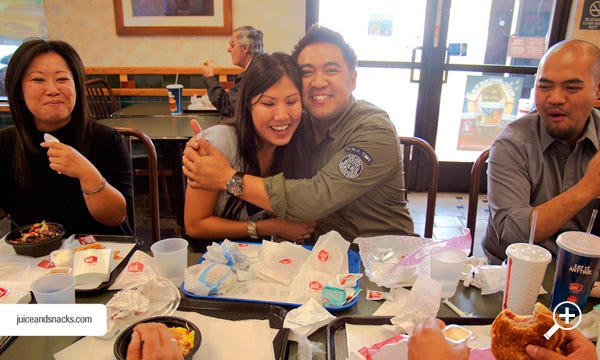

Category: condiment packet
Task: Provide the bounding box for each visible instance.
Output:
[366,289,392,301]
[72,248,111,285]
[337,273,363,288]
[322,286,347,307]
[0,287,31,304]
[284,298,336,340]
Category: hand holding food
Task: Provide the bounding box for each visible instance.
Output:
[126,322,184,360]
[526,326,597,359]
[491,303,567,360]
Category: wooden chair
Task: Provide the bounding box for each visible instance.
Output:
[399,136,439,238]
[115,127,160,244]
[85,78,173,214]
[467,148,490,256]
[85,78,119,120]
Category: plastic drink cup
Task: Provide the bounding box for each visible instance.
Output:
[151,238,188,285]
[503,243,551,315]
[166,84,183,115]
[429,248,467,298]
[551,231,600,310]
[30,273,76,304]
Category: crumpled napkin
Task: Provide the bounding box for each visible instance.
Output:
[284,298,336,341]
[390,274,441,333]
[573,304,600,340]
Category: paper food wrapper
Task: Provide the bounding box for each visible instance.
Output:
[109,250,160,290]
[288,270,336,304]
[253,241,310,285]
[72,249,111,285]
[300,231,349,275]
[0,286,31,304]
[183,262,237,296]
[349,334,409,360]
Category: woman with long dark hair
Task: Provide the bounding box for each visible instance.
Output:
[0,39,133,235]
[184,52,316,243]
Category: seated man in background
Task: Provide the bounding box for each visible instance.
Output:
[199,25,264,118]
[483,39,600,264]
[184,25,416,242]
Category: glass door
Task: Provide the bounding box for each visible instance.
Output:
[311,0,570,191]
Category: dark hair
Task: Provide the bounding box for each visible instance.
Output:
[291,25,358,71]
[235,25,264,57]
[223,52,315,219]
[5,39,92,188]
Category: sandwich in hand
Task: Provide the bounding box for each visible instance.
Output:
[491,302,566,360]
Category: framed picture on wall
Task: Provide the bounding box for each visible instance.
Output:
[113,0,232,36]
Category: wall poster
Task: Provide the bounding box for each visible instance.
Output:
[457,75,523,151]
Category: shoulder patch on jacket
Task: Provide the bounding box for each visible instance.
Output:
[338,146,371,179]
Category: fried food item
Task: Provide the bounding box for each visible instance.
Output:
[168,326,195,356]
[73,242,106,253]
[491,302,566,360]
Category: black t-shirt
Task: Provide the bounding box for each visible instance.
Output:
[0,121,133,235]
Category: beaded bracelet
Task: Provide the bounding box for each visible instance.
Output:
[82,178,106,195]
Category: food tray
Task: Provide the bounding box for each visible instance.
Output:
[75,234,138,294]
[0,336,15,355]
[177,297,289,360]
[181,243,361,312]
[327,316,495,360]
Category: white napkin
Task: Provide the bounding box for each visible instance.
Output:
[284,298,336,341]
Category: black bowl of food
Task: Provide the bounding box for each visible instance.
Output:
[4,221,65,257]
[114,316,201,360]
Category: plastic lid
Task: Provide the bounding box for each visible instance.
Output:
[506,243,551,263]
[557,231,600,257]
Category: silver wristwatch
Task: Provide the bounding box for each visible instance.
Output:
[225,171,244,197]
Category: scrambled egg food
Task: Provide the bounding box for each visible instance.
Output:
[168,326,195,356]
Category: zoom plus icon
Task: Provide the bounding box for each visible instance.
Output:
[544,301,582,339]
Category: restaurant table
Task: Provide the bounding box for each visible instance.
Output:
[99,103,222,234]
[2,247,598,359]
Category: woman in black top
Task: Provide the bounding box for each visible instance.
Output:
[0,39,133,235]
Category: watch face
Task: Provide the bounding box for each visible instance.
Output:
[226,172,244,196]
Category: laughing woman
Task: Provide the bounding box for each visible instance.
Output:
[183,52,316,244]
[0,39,133,235]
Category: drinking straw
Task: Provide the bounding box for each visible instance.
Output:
[529,210,538,245]
[175,73,179,85]
[586,209,598,234]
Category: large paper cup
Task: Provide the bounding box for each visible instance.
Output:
[30,273,75,304]
[151,238,188,285]
[166,84,183,115]
[551,231,600,310]
[503,243,551,315]
[429,248,467,298]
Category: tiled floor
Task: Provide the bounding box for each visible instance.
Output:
[407,192,488,258]
[0,192,490,258]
